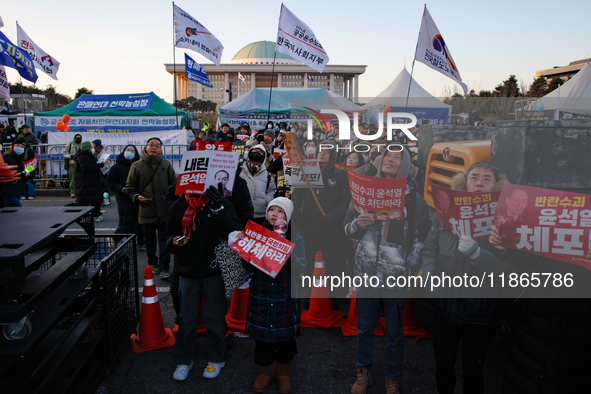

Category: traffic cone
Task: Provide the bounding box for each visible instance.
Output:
[173,298,207,336]
[226,280,250,334]
[341,290,385,337]
[130,266,175,353]
[401,298,432,344]
[301,251,345,328]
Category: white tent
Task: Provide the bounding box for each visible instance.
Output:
[364,68,451,124]
[536,62,591,117]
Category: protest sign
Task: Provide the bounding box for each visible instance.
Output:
[194,140,232,151]
[176,150,239,195]
[280,132,303,163]
[205,151,240,197]
[283,157,323,188]
[432,184,500,241]
[231,220,295,278]
[335,163,356,172]
[232,141,246,157]
[495,184,591,269]
[348,171,406,221]
[274,148,287,160]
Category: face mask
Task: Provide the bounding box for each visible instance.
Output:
[91,148,95,154]
[124,151,135,160]
[74,138,82,144]
[13,147,24,155]
[304,148,316,157]
[248,150,264,163]
[267,124,273,129]
[314,132,320,137]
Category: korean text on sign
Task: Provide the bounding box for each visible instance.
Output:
[347,170,406,221]
[432,184,500,241]
[495,184,591,270]
[231,221,295,278]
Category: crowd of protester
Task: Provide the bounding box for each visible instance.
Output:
[1,118,590,394]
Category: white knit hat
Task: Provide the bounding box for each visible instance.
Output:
[266,197,294,223]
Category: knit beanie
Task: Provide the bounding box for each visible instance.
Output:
[266,197,294,223]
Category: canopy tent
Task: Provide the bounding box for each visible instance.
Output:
[535,62,591,118]
[34,92,190,133]
[218,88,362,130]
[364,68,451,125]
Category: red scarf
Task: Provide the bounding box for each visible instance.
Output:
[182,195,211,238]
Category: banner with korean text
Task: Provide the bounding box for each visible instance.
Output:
[17,23,60,80]
[185,53,213,88]
[348,171,406,221]
[176,150,239,195]
[276,4,329,73]
[432,184,500,241]
[0,30,37,83]
[231,220,295,278]
[72,93,154,112]
[495,184,591,270]
[194,140,232,151]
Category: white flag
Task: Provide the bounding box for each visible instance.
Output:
[414,7,467,95]
[174,5,224,67]
[238,72,245,82]
[16,24,60,80]
[0,66,10,103]
[276,4,329,73]
[0,15,4,28]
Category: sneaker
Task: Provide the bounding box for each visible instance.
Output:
[27,196,35,200]
[202,361,225,378]
[151,266,160,274]
[70,193,76,198]
[173,362,194,381]
[385,379,400,394]
[351,367,373,394]
[95,215,104,222]
[160,271,172,280]
[103,198,110,206]
[20,197,26,200]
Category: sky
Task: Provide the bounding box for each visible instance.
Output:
[2,0,590,102]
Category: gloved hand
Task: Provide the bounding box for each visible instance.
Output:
[205,184,223,210]
[458,235,480,260]
[98,162,104,168]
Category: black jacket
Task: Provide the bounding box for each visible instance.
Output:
[1,150,33,198]
[165,192,240,279]
[73,149,102,206]
[106,154,137,233]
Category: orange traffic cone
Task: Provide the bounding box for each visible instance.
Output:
[130,266,175,353]
[341,290,385,337]
[226,280,250,334]
[401,298,432,344]
[173,298,207,336]
[301,252,345,328]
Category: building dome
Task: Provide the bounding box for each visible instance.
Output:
[230,41,300,65]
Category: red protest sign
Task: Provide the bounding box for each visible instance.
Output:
[495,184,591,270]
[348,171,406,221]
[230,221,295,278]
[194,140,233,152]
[432,184,501,241]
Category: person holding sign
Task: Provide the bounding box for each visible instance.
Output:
[421,162,508,394]
[227,197,306,394]
[165,184,241,382]
[344,147,430,394]
[2,138,35,207]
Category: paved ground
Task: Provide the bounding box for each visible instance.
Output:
[19,192,507,393]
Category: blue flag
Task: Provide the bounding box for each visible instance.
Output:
[185,53,213,88]
[307,73,314,82]
[0,31,38,83]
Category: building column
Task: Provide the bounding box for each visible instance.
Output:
[251,72,256,91]
[344,78,348,98]
[277,73,282,88]
[349,77,354,100]
[224,72,229,103]
[198,83,203,100]
[354,75,359,102]
[330,73,334,92]
[304,72,308,88]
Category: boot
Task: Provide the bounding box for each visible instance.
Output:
[252,364,274,393]
[276,363,292,394]
[351,367,373,394]
[385,378,400,394]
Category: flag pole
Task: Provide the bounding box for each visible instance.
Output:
[266,46,278,124]
[172,1,179,129]
[405,5,426,110]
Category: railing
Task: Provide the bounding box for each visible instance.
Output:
[1,143,187,189]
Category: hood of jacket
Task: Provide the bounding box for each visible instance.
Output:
[243,144,268,175]
[450,171,509,191]
[375,148,410,179]
[316,139,337,173]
